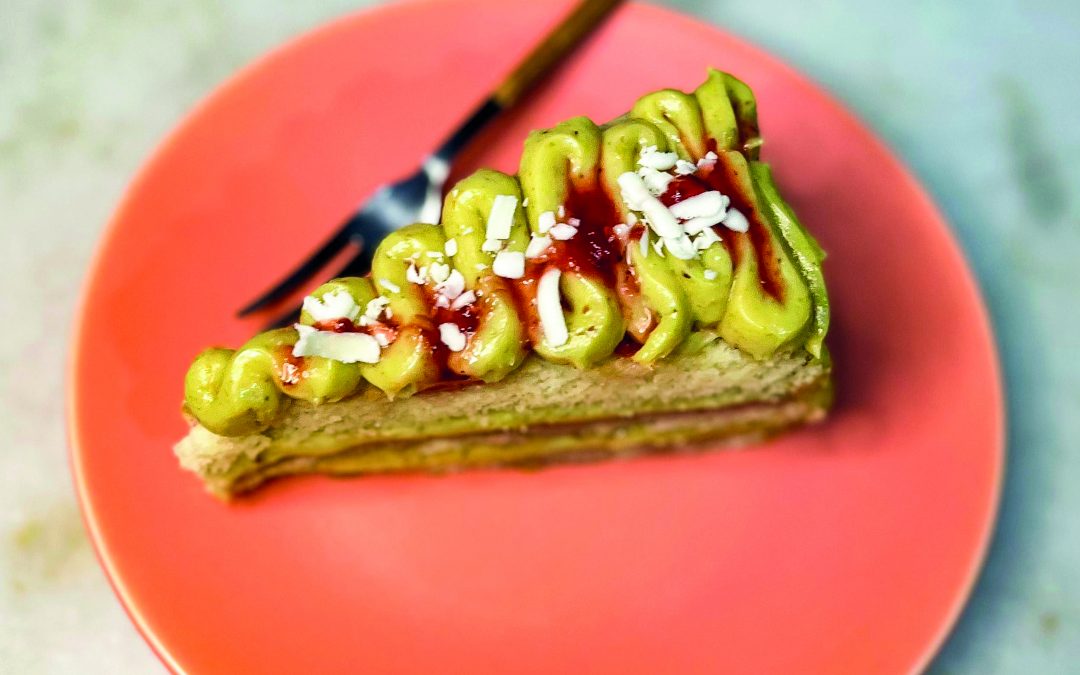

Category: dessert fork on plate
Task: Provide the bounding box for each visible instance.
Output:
[238,0,624,329]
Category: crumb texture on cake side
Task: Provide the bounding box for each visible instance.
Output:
[176,340,831,496]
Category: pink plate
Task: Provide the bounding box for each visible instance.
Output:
[69,1,1004,672]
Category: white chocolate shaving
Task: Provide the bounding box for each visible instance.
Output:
[537,268,567,347]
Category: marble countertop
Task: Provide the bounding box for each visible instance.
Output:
[1,0,1077,672]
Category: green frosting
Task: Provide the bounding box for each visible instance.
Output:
[715,151,813,358]
[750,162,829,358]
[183,68,831,436]
[695,68,761,158]
[519,116,625,367]
[441,169,529,381]
[630,89,707,160]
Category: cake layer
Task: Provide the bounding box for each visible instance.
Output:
[227,392,827,496]
[176,338,831,496]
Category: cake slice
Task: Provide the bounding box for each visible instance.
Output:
[176,69,832,498]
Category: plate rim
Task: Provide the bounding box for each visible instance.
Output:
[66,1,1006,672]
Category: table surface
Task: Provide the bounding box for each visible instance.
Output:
[1,0,1077,672]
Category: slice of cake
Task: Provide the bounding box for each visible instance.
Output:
[176,69,832,498]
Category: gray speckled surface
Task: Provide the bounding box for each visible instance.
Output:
[1,1,1077,672]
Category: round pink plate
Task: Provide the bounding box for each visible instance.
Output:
[69,1,1004,672]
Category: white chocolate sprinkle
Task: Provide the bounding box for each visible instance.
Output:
[697,151,718,168]
[301,289,360,323]
[537,210,556,234]
[674,159,698,175]
[438,323,467,352]
[664,233,697,260]
[637,166,675,195]
[549,223,578,241]
[492,250,525,279]
[722,207,750,233]
[485,194,517,241]
[638,145,678,171]
[363,296,390,321]
[537,268,567,347]
[406,264,426,285]
[693,227,723,250]
[450,290,476,310]
[436,269,466,300]
[292,324,380,364]
[618,172,681,239]
[428,262,451,283]
[669,191,727,221]
[525,234,552,259]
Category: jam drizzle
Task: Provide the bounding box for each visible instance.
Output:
[559,183,624,286]
[417,285,481,381]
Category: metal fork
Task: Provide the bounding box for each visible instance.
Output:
[239,0,625,329]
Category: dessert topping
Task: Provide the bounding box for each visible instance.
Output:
[549,223,578,241]
[722,207,750,233]
[638,145,678,170]
[302,289,360,323]
[438,323,467,352]
[292,324,381,364]
[451,290,476,310]
[360,297,390,325]
[435,269,466,302]
[537,210,556,233]
[525,234,552,259]
[617,172,681,239]
[537,268,568,347]
[428,261,451,283]
[406,263,426,284]
[485,194,517,241]
[302,287,360,324]
[493,250,526,279]
[674,159,698,175]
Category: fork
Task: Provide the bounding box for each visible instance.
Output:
[239,0,625,329]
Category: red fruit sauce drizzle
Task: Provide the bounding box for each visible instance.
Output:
[419,285,481,381]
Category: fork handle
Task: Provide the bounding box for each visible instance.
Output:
[433,0,624,161]
[493,0,624,107]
